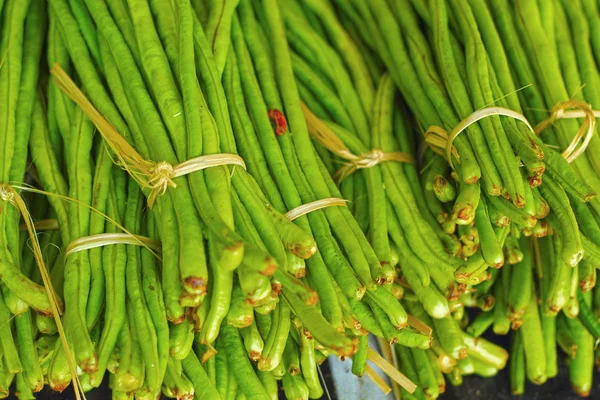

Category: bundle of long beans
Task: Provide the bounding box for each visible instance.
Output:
[2,0,600,399]
[2,0,435,399]
[324,0,600,397]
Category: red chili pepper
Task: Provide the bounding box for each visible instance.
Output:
[268,109,287,136]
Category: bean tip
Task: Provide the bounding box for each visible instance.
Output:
[580,280,594,292]
[510,319,523,331]
[261,262,278,276]
[528,174,543,188]
[573,389,591,398]
[183,276,207,293]
[271,282,282,295]
[49,382,70,393]
[490,185,503,196]
[465,176,479,185]
[531,375,548,386]
[81,355,99,373]
[456,208,474,222]
[481,295,495,310]
[513,194,526,209]
[293,268,307,279]
[304,290,319,306]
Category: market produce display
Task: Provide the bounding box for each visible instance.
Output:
[2,0,600,399]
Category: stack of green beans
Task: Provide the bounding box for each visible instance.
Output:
[0,0,49,398]
[224,0,441,394]
[5,0,600,399]
[39,0,353,397]
[0,0,448,399]
[325,0,600,397]
[281,2,510,397]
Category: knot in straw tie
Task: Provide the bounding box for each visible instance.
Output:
[0,184,15,204]
[334,148,415,183]
[353,148,386,169]
[549,104,566,122]
[149,161,177,196]
[301,102,414,183]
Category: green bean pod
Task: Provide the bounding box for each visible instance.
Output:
[520,287,547,385]
[47,337,71,392]
[541,314,558,378]
[557,314,578,359]
[169,318,195,361]
[466,311,494,337]
[239,320,264,361]
[284,292,356,357]
[257,370,277,400]
[509,332,525,395]
[566,291,594,396]
[185,348,222,400]
[295,321,323,399]
[14,311,43,392]
[91,192,127,387]
[539,177,583,266]
[228,280,255,328]
[282,372,310,400]
[238,266,271,306]
[564,264,580,319]
[258,301,291,371]
[507,236,533,324]
[122,183,161,393]
[492,268,510,335]
[365,286,408,329]
[395,345,428,400]
[15,371,35,400]
[283,336,301,376]
[411,348,440,398]
[222,323,270,400]
[348,299,383,338]
[162,358,195,400]
[351,335,368,377]
[577,289,600,338]
[461,332,508,370]
[433,316,466,360]
[485,194,536,229]
[544,232,571,315]
[471,357,498,378]
[0,290,22,375]
[474,199,504,267]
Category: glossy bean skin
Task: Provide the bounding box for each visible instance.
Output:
[566,292,594,396]
[520,288,547,385]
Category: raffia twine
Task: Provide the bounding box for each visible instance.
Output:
[0,184,84,400]
[301,103,414,183]
[425,101,597,166]
[51,64,246,208]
